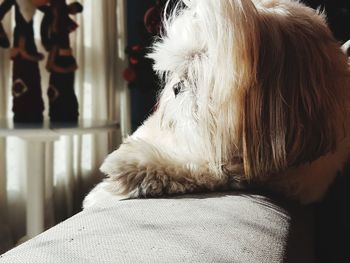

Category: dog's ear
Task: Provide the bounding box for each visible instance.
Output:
[239,11,349,181]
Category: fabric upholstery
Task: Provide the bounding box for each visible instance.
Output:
[0,191,315,263]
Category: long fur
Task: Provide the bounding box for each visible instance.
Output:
[84,0,350,208]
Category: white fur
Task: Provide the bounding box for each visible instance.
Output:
[342,40,350,55]
[82,181,125,209]
[84,0,350,209]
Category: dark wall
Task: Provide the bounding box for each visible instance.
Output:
[127,0,159,132]
[126,0,179,132]
[302,0,350,43]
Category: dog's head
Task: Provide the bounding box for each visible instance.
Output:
[147,0,350,181]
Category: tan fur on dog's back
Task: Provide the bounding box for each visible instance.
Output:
[235,1,350,201]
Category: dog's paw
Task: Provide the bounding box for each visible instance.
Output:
[107,167,201,198]
[99,139,227,198]
[100,139,205,198]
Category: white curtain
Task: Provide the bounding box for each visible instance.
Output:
[0,0,128,253]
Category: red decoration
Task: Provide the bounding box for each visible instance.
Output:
[129,56,139,65]
[131,44,142,52]
[123,68,137,83]
[144,5,162,34]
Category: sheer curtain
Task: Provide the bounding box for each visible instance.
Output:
[0,0,128,253]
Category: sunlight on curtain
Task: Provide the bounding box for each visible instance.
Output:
[0,0,127,253]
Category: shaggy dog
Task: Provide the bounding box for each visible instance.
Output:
[84,0,350,208]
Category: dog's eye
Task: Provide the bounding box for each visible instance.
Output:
[173,80,184,97]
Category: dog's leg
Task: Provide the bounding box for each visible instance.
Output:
[83,181,125,209]
[99,138,227,198]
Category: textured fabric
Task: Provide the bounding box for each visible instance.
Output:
[0,192,315,263]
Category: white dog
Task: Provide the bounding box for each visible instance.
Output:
[84,0,350,208]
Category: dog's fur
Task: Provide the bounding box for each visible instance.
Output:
[84,0,350,208]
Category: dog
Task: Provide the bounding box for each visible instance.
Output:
[84,0,350,208]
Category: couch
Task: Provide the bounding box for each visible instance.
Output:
[1,170,350,263]
[0,189,320,263]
